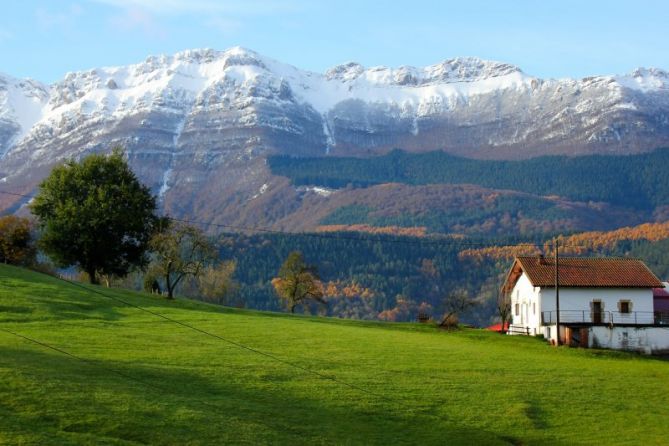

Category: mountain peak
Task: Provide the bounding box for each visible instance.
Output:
[323,56,525,87]
[614,67,669,92]
[430,57,523,80]
[325,62,365,81]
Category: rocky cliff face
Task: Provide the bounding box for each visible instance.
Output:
[1,47,668,228]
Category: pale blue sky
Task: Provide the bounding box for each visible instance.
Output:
[1,0,668,83]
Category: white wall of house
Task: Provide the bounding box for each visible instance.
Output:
[589,326,669,354]
[540,287,654,324]
[509,272,542,335]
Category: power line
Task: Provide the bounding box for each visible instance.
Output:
[0,325,281,433]
[0,187,540,248]
[0,326,172,395]
[2,186,667,417]
[171,217,545,249]
[0,189,553,250]
[0,325,251,417]
[0,190,30,199]
[3,188,665,252]
[29,269,425,415]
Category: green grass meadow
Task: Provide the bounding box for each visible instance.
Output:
[1,264,668,445]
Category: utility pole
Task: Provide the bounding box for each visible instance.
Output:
[554,237,561,346]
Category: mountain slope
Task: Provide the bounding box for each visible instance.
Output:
[1,47,669,230]
[0,73,48,157]
[2,264,669,444]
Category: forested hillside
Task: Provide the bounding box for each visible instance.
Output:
[217,232,499,325]
[215,222,669,326]
[269,148,669,210]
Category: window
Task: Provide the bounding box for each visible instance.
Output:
[619,300,631,314]
[533,302,536,315]
[515,303,519,316]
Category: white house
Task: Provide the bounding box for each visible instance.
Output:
[501,256,669,354]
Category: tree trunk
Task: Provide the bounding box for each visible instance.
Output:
[290,304,296,313]
[165,275,174,299]
[87,266,99,285]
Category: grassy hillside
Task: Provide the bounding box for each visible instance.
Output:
[1,265,668,445]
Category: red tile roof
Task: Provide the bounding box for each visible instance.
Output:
[503,256,663,291]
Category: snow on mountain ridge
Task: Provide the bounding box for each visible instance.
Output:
[614,67,669,92]
[324,57,521,85]
[12,49,540,145]
[0,73,48,154]
[2,47,669,154]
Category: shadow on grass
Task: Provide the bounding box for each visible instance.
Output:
[0,345,516,445]
[522,399,549,430]
[1,264,232,323]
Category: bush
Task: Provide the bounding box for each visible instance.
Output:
[0,216,35,266]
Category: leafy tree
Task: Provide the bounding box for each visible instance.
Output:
[198,261,238,304]
[30,149,157,284]
[148,222,216,299]
[271,251,325,313]
[0,215,35,265]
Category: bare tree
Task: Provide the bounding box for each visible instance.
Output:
[496,289,512,334]
[439,288,478,329]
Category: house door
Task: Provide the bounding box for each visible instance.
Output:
[592,301,602,324]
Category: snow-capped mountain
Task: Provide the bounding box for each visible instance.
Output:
[0,74,48,157]
[1,47,669,227]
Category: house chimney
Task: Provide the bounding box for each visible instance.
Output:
[537,254,546,265]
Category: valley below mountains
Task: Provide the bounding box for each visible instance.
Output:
[2,47,669,237]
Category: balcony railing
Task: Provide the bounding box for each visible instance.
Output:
[541,310,669,326]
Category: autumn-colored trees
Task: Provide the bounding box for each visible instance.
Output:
[272,251,325,313]
[459,221,669,262]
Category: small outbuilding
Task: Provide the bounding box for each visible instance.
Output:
[501,256,669,354]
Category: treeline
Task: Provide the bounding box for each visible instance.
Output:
[217,231,503,326]
[268,148,669,210]
[460,221,669,261]
[216,226,669,325]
